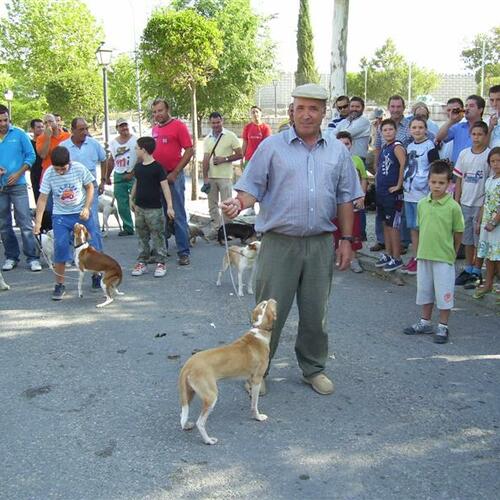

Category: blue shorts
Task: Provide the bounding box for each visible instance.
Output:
[404,201,418,230]
[52,212,96,263]
[376,193,403,229]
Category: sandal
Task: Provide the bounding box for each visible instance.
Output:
[472,286,492,299]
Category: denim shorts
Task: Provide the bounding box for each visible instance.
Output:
[404,201,419,230]
[52,212,96,263]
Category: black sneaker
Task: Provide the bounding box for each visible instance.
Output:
[91,273,102,290]
[403,319,434,335]
[433,324,449,344]
[118,230,134,236]
[52,283,66,301]
[178,255,190,266]
[455,269,474,286]
[463,273,482,290]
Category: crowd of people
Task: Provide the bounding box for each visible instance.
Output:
[0,82,499,378]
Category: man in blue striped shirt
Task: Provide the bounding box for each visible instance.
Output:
[222,84,363,397]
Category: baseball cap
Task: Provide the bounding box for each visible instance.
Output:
[116,118,129,127]
[291,83,328,101]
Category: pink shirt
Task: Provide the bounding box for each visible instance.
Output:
[152,119,193,172]
[242,122,272,161]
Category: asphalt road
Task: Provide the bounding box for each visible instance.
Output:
[1,230,499,500]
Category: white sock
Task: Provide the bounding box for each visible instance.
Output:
[420,318,431,325]
[438,323,448,329]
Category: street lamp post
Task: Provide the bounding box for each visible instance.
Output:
[272,79,278,118]
[96,43,113,155]
[4,89,14,119]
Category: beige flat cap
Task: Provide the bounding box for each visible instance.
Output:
[291,83,328,100]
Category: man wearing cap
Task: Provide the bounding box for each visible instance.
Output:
[222,83,363,396]
[106,119,137,236]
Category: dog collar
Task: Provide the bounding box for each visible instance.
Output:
[250,327,270,344]
[74,241,89,249]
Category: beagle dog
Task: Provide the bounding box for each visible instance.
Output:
[0,271,9,291]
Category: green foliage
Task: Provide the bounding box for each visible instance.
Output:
[0,0,104,121]
[45,68,102,121]
[141,8,222,96]
[108,54,140,113]
[352,39,441,106]
[295,0,319,86]
[143,1,274,121]
[461,27,500,92]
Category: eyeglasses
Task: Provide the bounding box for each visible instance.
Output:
[337,104,349,110]
[450,108,463,114]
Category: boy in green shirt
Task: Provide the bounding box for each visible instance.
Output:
[404,160,464,344]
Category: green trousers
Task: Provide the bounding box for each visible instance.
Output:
[255,232,334,378]
[113,172,134,234]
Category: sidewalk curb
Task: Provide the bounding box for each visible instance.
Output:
[358,250,498,312]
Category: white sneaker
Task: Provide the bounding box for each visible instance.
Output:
[30,260,42,272]
[2,259,17,271]
[154,263,167,277]
[350,258,363,273]
[131,262,148,276]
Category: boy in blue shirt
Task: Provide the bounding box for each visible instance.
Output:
[33,146,96,300]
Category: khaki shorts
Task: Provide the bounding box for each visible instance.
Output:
[461,205,480,246]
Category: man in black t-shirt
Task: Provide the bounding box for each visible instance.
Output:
[130,137,175,278]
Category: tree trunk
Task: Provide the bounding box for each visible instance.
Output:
[330,0,349,105]
[190,83,198,201]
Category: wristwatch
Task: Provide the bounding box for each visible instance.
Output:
[340,236,354,242]
[225,157,229,162]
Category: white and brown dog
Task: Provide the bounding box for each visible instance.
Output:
[98,188,122,235]
[178,298,277,445]
[40,230,54,267]
[73,223,123,308]
[216,241,261,296]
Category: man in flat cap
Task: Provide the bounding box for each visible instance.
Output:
[222,83,363,396]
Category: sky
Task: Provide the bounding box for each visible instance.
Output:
[1,0,497,74]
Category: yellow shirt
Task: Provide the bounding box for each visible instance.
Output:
[203,129,241,179]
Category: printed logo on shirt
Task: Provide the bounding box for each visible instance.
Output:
[463,171,484,184]
[56,184,79,204]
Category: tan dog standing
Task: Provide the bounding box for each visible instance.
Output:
[178,298,277,445]
[216,241,261,296]
[73,223,123,308]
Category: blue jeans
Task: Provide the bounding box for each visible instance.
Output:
[90,181,103,251]
[161,171,190,256]
[0,184,38,262]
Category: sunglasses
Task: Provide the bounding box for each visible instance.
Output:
[450,108,463,114]
[337,104,349,110]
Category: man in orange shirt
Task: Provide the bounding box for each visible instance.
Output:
[35,113,70,230]
[241,106,272,166]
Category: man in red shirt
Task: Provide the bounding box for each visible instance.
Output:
[151,98,194,265]
[242,106,272,166]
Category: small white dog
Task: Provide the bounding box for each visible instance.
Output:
[98,189,122,235]
[39,230,54,267]
[216,241,261,296]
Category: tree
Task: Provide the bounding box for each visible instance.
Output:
[461,27,500,94]
[350,39,441,106]
[295,0,319,86]
[0,0,104,122]
[141,7,223,198]
[169,0,275,122]
[108,54,139,113]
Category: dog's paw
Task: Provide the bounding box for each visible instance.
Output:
[253,413,268,422]
[0,284,10,291]
[78,293,83,298]
[247,288,254,295]
[204,436,218,445]
[182,421,195,431]
[238,291,244,297]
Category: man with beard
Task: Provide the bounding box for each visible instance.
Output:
[335,96,371,162]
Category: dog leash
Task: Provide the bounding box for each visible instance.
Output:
[219,210,254,324]
[34,234,81,282]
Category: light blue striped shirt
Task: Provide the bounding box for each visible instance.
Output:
[235,127,363,236]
